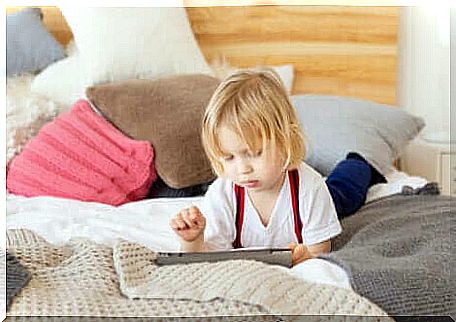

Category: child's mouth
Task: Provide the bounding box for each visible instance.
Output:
[242,180,259,188]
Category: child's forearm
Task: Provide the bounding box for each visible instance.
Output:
[180,235,204,252]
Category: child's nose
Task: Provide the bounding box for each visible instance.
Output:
[237,160,253,174]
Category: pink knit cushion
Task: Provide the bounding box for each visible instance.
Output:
[7,99,157,206]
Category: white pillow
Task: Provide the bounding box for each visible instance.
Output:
[31,7,212,106]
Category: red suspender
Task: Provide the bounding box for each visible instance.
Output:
[232,184,245,248]
[232,169,303,249]
[288,169,303,244]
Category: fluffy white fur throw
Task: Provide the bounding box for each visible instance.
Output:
[6,75,66,163]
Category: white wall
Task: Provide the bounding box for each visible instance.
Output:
[451,8,455,144]
[397,6,451,143]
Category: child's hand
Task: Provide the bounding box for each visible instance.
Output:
[170,206,206,242]
[288,243,313,266]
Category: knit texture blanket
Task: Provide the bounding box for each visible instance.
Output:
[6,229,391,320]
[113,240,388,316]
[327,185,455,317]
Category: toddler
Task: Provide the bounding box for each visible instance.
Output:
[170,68,385,265]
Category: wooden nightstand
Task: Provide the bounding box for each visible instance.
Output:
[402,139,455,196]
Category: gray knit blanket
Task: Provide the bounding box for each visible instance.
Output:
[326,184,455,318]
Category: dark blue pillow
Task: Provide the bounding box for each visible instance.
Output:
[7,8,66,76]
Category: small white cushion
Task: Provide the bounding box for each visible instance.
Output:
[211,60,295,94]
[271,64,294,94]
[31,6,212,106]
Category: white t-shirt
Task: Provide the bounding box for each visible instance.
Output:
[200,162,342,250]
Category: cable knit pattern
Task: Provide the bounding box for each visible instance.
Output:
[6,229,392,320]
[6,99,157,205]
[114,240,391,318]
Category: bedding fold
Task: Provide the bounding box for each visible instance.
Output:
[5,251,31,310]
[113,239,389,317]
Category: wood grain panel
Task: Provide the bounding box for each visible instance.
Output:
[6,5,399,104]
[187,6,398,44]
[186,5,399,104]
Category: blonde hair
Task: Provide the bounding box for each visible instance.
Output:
[202,68,306,176]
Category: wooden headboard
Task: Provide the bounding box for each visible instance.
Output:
[7,6,399,105]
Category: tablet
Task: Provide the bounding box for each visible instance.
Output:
[156,248,292,268]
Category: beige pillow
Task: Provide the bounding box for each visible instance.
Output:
[86,74,220,189]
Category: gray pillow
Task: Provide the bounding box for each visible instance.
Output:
[291,95,425,176]
[7,8,66,76]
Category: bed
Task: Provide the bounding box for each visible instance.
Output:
[5,4,454,321]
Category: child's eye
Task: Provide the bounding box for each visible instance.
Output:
[246,149,262,158]
[253,149,263,157]
[223,155,234,161]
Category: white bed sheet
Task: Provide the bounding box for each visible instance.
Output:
[6,169,428,290]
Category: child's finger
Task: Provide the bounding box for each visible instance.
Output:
[291,244,312,265]
[297,244,310,256]
[189,209,205,227]
[195,214,206,228]
[181,210,197,228]
[170,217,185,230]
[174,213,189,230]
[189,206,205,223]
[187,208,204,228]
[170,218,179,230]
[189,205,200,215]
[288,243,297,251]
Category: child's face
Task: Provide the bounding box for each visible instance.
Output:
[218,124,286,194]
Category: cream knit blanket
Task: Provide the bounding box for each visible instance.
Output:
[7,229,392,320]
